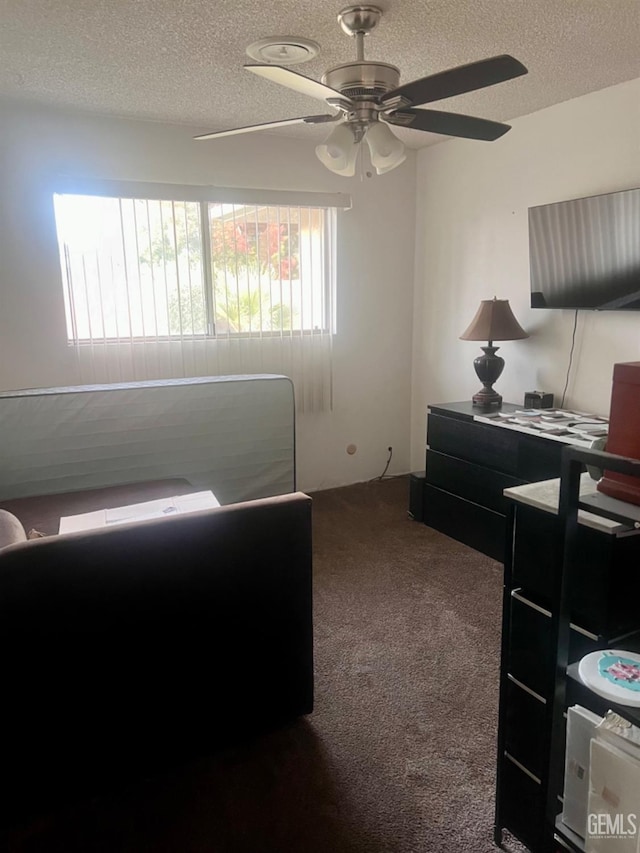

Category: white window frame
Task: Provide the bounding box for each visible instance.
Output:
[53,179,350,345]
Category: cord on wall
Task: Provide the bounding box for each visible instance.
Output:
[368,446,393,483]
[378,446,393,480]
[560,309,579,409]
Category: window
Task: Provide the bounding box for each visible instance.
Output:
[53,194,334,343]
[51,183,349,412]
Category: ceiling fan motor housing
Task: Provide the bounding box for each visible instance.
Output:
[322,61,400,100]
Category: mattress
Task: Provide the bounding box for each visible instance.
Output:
[0,375,295,505]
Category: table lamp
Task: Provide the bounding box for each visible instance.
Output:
[459,298,529,407]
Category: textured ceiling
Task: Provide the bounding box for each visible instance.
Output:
[1,0,639,148]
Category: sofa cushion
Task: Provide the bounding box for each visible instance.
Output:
[0,510,27,549]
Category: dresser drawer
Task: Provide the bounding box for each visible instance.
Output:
[517,433,562,481]
[508,590,554,698]
[498,752,544,852]
[427,413,519,475]
[504,676,547,780]
[426,450,525,514]
[508,590,602,699]
[512,506,558,601]
[511,504,640,635]
[423,484,505,561]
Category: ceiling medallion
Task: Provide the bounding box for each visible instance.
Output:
[246,37,320,66]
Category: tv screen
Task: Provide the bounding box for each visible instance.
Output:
[529,187,640,310]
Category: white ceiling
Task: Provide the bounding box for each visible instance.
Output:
[1,0,639,148]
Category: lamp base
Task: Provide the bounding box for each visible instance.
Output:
[471,346,505,408]
[472,388,503,407]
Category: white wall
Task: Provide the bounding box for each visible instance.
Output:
[0,100,417,493]
[410,78,640,470]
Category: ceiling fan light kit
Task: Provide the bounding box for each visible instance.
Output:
[195,5,529,178]
[315,123,359,176]
[365,120,406,174]
[315,117,406,176]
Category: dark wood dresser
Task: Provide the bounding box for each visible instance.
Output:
[424,402,564,561]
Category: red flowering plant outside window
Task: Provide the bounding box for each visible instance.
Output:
[209,206,308,335]
[210,219,299,281]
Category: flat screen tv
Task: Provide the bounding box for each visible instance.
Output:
[529,187,640,310]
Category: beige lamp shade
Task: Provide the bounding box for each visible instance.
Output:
[460,298,529,343]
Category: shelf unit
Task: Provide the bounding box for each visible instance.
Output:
[494,447,640,852]
[548,446,640,853]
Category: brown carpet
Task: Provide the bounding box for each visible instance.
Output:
[6,476,523,853]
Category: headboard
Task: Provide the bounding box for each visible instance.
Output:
[0,375,295,504]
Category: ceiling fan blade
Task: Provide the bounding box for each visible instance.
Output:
[386,108,511,141]
[194,114,340,141]
[245,64,351,105]
[382,55,527,108]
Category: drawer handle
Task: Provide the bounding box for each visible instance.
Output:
[569,622,599,642]
[511,589,552,619]
[511,593,601,641]
[507,673,547,704]
[504,751,542,785]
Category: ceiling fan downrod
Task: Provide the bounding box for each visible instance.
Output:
[337,5,382,61]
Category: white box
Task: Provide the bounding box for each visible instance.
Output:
[59,491,220,534]
[562,705,602,839]
[586,738,640,853]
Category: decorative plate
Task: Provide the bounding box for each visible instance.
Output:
[578,650,640,708]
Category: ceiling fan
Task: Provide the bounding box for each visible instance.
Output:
[194,4,528,176]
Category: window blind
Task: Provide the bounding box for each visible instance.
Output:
[53,181,349,412]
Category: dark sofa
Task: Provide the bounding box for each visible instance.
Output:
[0,487,313,818]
